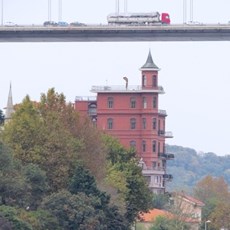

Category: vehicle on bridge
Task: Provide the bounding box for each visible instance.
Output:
[107,12,170,25]
[43,21,58,27]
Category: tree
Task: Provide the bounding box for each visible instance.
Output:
[0,109,4,125]
[209,201,230,230]
[2,95,44,164]
[69,163,128,229]
[41,190,106,230]
[104,135,153,225]
[152,193,170,209]
[0,142,30,208]
[0,216,12,230]
[194,175,230,228]
[0,206,32,230]
[150,215,189,230]
[38,88,107,191]
[23,163,49,209]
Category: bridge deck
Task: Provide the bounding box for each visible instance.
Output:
[0,24,230,42]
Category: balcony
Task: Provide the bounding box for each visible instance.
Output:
[91,85,165,94]
[75,96,97,101]
[142,168,165,177]
[158,130,173,138]
[158,109,167,116]
[158,152,175,160]
[163,174,173,181]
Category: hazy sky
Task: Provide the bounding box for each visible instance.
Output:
[1,0,230,156]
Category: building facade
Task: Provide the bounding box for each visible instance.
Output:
[75,51,174,193]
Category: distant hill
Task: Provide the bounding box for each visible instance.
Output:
[165,145,230,193]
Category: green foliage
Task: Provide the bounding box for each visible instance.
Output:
[68,163,99,197]
[3,96,44,164]
[0,215,12,229]
[0,109,4,125]
[0,143,30,208]
[152,193,170,209]
[0,88,155,229]
[104,136,153,225]
[166,145,230,192]
[194,175,230,228]
[2,91,82,192]
[149,216,189,230]
[23,164,49,210]
[41,190,106,230]
[18,209,60,230]
[0,206,32,230]
[69,164,128,229]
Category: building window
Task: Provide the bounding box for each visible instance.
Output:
[107,97,114,108]
[130,118,136,129]
[88,103,97,116]
[130,140,136,149]
[107,118,113,129]
[152,140,156,153]
[142,140,146,152]
[153,96,157,108]
[142,75,147,87]
[143,97,147,109]
[152,75,157,87]
[158,142,160,153]
[142,118,146,129]
[152,118,157,129]
[152,161,157,169]
[130,97,136,108]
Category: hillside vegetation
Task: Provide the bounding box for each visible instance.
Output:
[166,145,230,192]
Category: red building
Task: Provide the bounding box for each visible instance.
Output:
[75,51,174,193]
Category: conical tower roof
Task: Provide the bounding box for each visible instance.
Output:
[5,83,14,120]
[140,50,160,71]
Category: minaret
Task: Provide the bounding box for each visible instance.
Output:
[5,83,14,120]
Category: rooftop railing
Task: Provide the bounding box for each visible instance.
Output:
[91,85,164,93]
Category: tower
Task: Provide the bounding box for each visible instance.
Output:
[75,51,174,193]
[4,83,14,121]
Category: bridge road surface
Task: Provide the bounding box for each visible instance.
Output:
[0,24,230,42]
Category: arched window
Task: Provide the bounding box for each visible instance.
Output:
[130,140,136,149]
[130,97,136,108]
[143,97,147,109]
[142,118,146,129]
[142,75,147,87]
[152,75,157,87]
[107,97,114,108]
[142,140,146,152]
[130,118,136,129]
[153,96,157,108]
[152,140,156,153]
[107,118,113,129]
[152,118,157,129]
